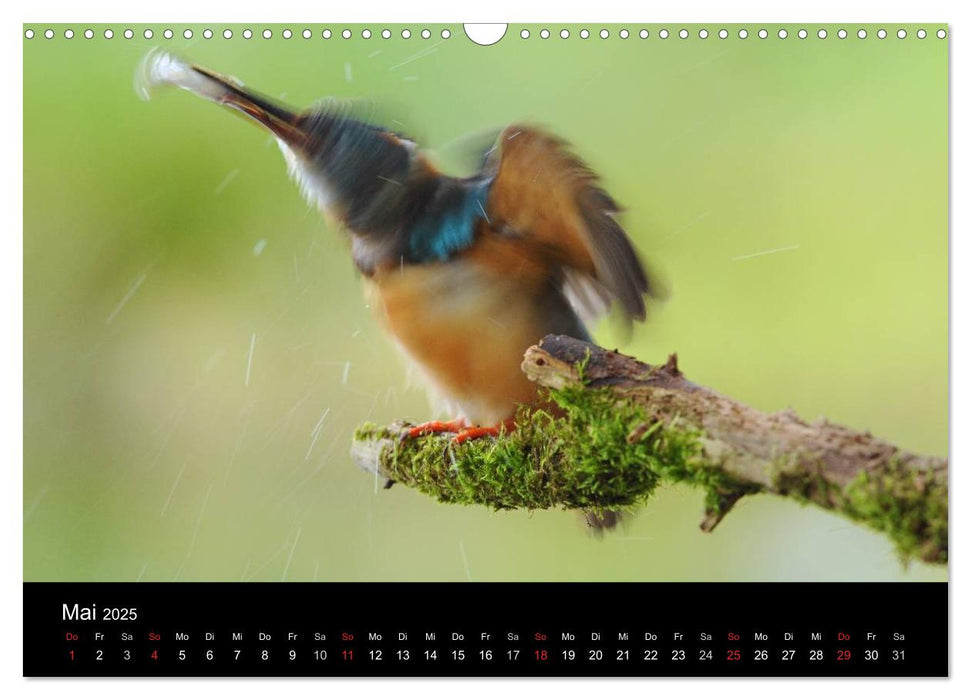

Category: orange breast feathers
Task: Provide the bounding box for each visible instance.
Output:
[365,125,655,425]
[366,236,551,426]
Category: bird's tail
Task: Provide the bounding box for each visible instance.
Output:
[582,510,623,532]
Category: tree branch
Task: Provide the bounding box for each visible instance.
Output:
[352,335,947,564]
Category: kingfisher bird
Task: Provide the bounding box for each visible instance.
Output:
[140,51,657,527]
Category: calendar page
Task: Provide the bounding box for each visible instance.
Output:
[22,21,948,677]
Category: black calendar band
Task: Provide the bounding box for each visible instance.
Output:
[24,582,947,677]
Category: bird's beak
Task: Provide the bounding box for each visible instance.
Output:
[137,49,307,147]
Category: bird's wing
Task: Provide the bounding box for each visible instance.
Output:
[482,125,652,322]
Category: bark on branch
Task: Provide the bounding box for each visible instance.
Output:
[352,335,947,564]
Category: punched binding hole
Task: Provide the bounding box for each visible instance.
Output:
[462,24,508,46]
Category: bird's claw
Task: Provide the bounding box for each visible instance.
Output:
[404,419,468,440]
[450,418,517,445]
[398,418,516,447]
[449,425,503,445]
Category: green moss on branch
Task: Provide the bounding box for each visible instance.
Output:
[352,336,948,565]
[355,385,761,528]
[355,386,713,516]
[841,462,948,564]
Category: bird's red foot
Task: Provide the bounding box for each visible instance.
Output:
[451,418,517,445]
[406,418,467,439]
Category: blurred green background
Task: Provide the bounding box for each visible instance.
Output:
[24,24,947,582]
